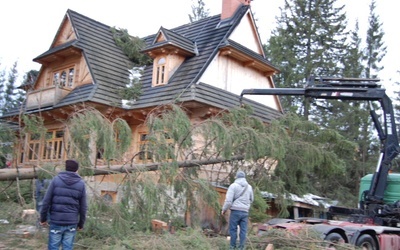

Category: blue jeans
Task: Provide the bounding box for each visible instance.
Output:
[48,224,77,250]
[229,210,249,249]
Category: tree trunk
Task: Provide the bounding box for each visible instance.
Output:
[0,155,244,181]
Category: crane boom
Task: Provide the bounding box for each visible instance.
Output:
[241,76,400,225]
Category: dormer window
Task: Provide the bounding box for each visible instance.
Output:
[143,27,197,87]
[153,57,167,86]
[53,67,75,88]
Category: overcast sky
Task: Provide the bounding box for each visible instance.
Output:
[0,0,398,91]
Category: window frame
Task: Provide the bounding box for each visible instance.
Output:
[52,66,75,88]
[137,131,174,162]
[26,129,65,161]
[138,132,153,162]
[152,56,168,86]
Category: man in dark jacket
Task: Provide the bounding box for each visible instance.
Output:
[40,160,87,250]
[221,170,254,250]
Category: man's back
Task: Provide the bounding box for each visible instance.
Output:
[42,171,86,227]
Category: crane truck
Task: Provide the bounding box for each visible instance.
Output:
[241,77,400,250]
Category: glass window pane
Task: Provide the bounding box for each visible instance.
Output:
[161,66,165,83]
[56,131,64,138]
[53,72,60,86]
[60,71,67,87]
[68,68,74,87]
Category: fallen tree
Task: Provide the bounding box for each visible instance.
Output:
[0,155,245,181]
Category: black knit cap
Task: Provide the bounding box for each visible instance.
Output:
[65,160,79,172]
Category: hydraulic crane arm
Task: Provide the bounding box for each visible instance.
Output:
[241,77,400,207]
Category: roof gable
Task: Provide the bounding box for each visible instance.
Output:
[229,9,265,56]
[142,27,198,57]
[52,14,77,48]
[155,31,166,43]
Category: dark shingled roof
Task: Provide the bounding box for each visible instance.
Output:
[142,27,198,56]
[58,9,134,107]
[2,6,283,122]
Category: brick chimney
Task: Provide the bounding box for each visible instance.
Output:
[221,0,251,20]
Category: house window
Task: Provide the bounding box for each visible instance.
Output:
[101,190,117,203]
[42,130,64,160]
[138,133,153,161]
[68,68,74,87]
[53,72,60,86]
[138,132,174,162]
[153,57,167,86]
[27,130,64,161]
[163,133,175,160]
[53,67,75,87]
[28,133,41,161]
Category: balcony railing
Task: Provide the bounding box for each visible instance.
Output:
[26,85,71,109]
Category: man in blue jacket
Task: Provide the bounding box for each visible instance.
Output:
[40,160,87,250]
[221,170,254,250]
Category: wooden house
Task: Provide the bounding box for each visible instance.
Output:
[1,0,283,227]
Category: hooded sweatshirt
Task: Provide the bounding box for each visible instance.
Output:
[40,171,87,228]
[222,177,254,212]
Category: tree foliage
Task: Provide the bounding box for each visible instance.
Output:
[0,61,25,116]
[189,0,210,23]
[111,27,152,66]
[364,0,386,78]
[119,67,144,106]
[21,69,39,90]
[62,104,355,229]
[111,28,150,104]
[140,105,356,218]
[0,122,15,168]
[342,21,364,77]
[265,0,384,207]
[265,0,348,116]
[66,107,132,173]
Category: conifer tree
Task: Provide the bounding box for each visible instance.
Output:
[327,20,378,182]
[364,0,386,79]
[342,21,364,78]
[265,0,382,206]
[21,70,39,90]
[189,0,210,23]
[0,65,5,115]
[265,0,348,117]
[0,62,25,115]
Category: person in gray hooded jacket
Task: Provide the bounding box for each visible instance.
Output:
[221,170,254,250]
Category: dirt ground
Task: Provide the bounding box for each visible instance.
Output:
[0,209,48,250]
[0,224,47,249]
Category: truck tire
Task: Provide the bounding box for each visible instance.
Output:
[355,234,377,250]
[324,232,345,248]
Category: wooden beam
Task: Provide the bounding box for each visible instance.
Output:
[244,60,255,67]
[0,155,245,181]
[220,49,232,56]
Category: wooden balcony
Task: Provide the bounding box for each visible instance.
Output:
[26,85,71,109]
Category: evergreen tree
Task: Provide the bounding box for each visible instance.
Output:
[188,0,210,23]
[0,62,25,115]
[393,72,400,170]
[342,21,364,77]
[265,0,348,117]
[21,69,39,90]
[328,21,378,188]
[264,0,383,206]
[364,0,386,79]
[0,62,5,115]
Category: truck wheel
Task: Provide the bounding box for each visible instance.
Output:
[324,232,345,248]
[355,234,377,250]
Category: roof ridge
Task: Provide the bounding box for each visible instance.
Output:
[67,9,112,30]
